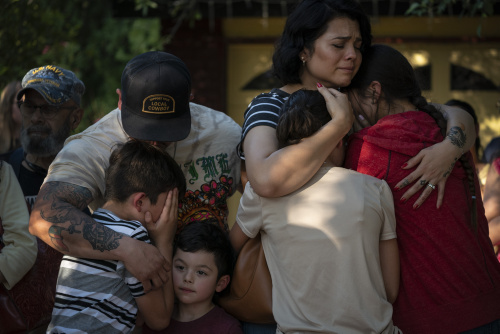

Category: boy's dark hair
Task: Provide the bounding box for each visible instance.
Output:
[174,221,234,281]
[277,89,331,149]
[272,0,372,85]
[104,140,186,204]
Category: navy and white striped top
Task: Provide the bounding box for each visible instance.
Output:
[48,208,149,334]
[237,88,290,159]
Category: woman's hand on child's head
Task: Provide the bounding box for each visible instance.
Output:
[317,83,354,130]
[395,141,457,209]
[144,189,179,245]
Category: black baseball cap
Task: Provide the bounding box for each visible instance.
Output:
[17,65,85,106]
[121,51,192,142]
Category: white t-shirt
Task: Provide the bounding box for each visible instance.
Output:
[45,103,242,231]
[236,166,398,334]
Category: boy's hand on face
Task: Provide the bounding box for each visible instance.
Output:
[144,189,179,246]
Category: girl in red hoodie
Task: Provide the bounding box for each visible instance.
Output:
[345,44,500,334]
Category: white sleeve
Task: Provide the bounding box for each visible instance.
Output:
[235,183,264,238]
[0,163,37,289]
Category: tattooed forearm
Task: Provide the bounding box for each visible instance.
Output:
[83,222,122,252]
[40,182,92,234]
[447,126,466,149]
[37,181,122,252]
[48,225,70,252]
[42,181,92,210]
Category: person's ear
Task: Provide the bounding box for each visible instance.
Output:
[132,192,147,213]
[116,88,122,110]
[215,275,230,292]
[69,107,84,131]
[368,81,382,104]
[299,49,310,65]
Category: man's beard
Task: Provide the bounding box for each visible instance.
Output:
[20,119,72,157]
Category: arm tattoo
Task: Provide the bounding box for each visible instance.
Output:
[39,181,122,252]
[447,126,466,149]
[83,221,122,252]
[48,225,70,252]
[443,157,458,178]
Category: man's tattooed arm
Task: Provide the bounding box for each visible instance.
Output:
[31,181,122,255]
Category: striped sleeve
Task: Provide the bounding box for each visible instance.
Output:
[237,90,288,159]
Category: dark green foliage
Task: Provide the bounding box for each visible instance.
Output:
[0,0,163,131]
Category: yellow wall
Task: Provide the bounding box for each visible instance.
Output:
[225,16,500,225]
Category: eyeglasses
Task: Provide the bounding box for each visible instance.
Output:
[17,101,76,119]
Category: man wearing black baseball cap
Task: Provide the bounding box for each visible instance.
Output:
[30,51,242,293]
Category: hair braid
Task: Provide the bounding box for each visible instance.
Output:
[410,95,477,231]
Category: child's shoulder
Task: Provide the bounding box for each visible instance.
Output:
[209,306,243,332]
[92,208,148,238]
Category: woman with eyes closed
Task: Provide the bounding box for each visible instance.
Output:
[238,0,477,207]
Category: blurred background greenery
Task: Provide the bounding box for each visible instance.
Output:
[1,0,164,132]
[1,0,496,133]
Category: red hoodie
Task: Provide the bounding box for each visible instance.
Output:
[345,111,500,333]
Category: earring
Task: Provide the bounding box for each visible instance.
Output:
[301,57,306,66]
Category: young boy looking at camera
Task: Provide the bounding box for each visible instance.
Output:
[143,221,243,334]
[48,140,186,334]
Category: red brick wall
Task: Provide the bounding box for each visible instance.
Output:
[162,18,227,113]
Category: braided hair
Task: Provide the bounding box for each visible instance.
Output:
[348,44,477,230]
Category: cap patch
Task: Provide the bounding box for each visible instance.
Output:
[143,94,175,114]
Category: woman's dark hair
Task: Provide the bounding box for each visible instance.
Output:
[174,220,234,281]
[272,0,372,85]
[276,89,331,148]
[349,44,478,230]
[482,136,500,164]
[0,81,22,151]
[445,99,482,160]
[104,140,186,204]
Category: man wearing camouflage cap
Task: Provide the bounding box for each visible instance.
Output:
[7,65,84,330]
[11,65,84,210]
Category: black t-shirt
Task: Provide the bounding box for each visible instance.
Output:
[17,161,91,216]
[18,163,46,213]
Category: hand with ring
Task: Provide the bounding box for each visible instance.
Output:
[394,140,462,209]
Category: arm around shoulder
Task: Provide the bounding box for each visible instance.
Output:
[243,117,350,197]
[30,181,170,290]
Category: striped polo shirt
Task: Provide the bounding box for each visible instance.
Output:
[48,208,148,334]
